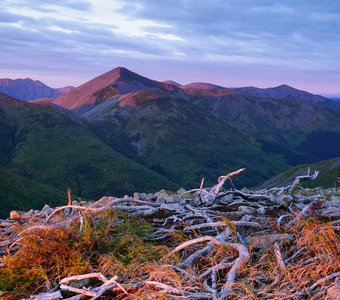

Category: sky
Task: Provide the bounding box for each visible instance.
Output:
[0,0,340,95]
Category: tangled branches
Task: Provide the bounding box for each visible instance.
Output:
[0,168,339,299]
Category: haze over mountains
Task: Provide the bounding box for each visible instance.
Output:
[0,78,74,101]
[0,67,339,217]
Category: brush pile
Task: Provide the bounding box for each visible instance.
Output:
[0,168,339,299]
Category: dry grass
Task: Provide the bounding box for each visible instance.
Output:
[0,207,339,299]
[0,209,170,298]
[230,219,339,299]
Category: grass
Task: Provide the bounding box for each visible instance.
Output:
[229,218,339,299]
[0,207,339,299]
[0,209,170,298]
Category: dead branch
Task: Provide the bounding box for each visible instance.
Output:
[145,281,184,295]
[60,284,96,297]
[218,242,250,299]
[273,242,286,272]
[168,236,223,258]
[2,165,338,300]
[288,167,319,194]
[183,220,261,232]
[25,291,62,300]
[45,205,98,223]
[200,168,246,205]
[307,271,340,293]
[60,273,109,285]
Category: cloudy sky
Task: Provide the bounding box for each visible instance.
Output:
[1,0,340,94]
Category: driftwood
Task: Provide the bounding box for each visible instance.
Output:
[2,167,339,299]
[59,273,126,299]
[288,167,319,194]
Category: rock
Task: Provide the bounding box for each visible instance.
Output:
[175,187,186,196]
[41,204,54,215]
[154,189,169,198]
[138,193,150,201]
[330,196,340,207]
[22,209,34,218]
[257,206,266,215]
[273,195,293,207]
[219,194,234,204]
[238,206,257,216]
[159,203,182,213]
[241,215,253,222]
[154,189,178,204]
[10,210,22,221]
[129,207,159,218]
[41,204,50,211]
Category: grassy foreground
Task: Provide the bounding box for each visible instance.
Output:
[0,180,339,299]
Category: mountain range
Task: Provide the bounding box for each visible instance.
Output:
[0,78,74,101]
[0,67,339,217]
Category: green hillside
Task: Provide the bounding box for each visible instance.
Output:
[85,91,288,188]
[0,168,65,218]
[188,93,340,165]
[258,157,340,189]
[0,94,174,217]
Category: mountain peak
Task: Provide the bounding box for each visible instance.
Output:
[0,78,67,101]
[104,66,143,81]
[182,82,227,90]
[162,80,181,87]
[50,67,168,112]
[181,82,232,96]
[276,84,293,89]
[112,66,130,73]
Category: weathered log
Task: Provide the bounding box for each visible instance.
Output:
[25,291,62,300]
[60,284,96,297]
[218,243,250,299]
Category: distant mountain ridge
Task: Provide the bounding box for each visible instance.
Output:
[44,67,340,187]
[231,85,340,112]
[0,78,74,101]
[1,67,339,217]
[231,84,327,103]
[47,67,339,114]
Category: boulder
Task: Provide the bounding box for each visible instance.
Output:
[10,210,22,221]
[238,206,257,216]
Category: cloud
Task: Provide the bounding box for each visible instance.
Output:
[2,0,93,13]
[115,1,340,67]
[0,0,339,93]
